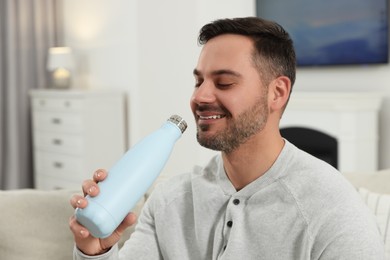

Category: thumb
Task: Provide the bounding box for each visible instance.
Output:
[116,212,137,235]
[100,212,137,250]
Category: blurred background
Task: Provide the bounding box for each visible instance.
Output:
[1,0,389,190]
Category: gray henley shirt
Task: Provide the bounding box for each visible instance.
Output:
[74,140,385,259]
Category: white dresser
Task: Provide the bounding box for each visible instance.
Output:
[30,89,127,190]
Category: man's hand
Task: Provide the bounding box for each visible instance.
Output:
[69,169,137,255]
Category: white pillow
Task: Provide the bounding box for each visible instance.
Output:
[358,188,390,258]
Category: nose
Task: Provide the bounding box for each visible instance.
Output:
[191,81,216,105]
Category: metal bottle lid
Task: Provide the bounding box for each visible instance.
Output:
[168,115,187,133]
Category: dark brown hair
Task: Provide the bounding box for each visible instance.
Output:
[198,17,296,88]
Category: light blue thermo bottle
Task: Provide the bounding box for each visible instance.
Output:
[75,115,187,238]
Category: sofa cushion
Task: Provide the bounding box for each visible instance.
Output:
[358,188,390,258]
[0,189,77,260]
[343,169,390,194]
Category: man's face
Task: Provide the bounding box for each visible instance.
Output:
[191,34,269,153]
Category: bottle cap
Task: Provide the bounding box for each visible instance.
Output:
[168,115,187,133]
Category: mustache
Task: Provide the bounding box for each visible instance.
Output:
[196,104,227,114]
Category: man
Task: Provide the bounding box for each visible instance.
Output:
[70,17,385,259]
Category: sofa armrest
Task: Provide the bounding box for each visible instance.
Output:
[0,189,78,260]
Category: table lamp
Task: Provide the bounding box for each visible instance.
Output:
[47,47,75,89]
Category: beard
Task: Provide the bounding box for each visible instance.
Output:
[196,95,269,154]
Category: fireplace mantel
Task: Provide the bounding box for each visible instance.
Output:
[281,92,382,173]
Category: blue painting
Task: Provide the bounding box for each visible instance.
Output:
[257,0,389,66]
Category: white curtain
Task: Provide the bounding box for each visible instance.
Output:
[0,0,62,189]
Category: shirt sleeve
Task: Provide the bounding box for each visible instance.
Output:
[73,244,119,260]
[313,203,386,259]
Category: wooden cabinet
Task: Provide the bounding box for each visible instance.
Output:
[30,89,127,189]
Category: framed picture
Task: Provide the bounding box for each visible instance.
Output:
[256,0,389,66]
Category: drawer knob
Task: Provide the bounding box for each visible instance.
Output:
[52,118,62,124]
[53,162,63,168]
[52,139,62,145]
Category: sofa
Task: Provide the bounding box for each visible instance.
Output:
[0,170,389,260]
[0,188,146,260]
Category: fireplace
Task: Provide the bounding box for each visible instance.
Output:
[281,127,338,169]
[280,92,382,173]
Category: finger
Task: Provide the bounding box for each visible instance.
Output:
[70,194,87,209]
[93,169,108,182]
[82,179,99,197]
[69,215,90,238]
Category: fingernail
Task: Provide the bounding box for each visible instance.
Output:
[88,186,95,194]
[77,199,82,206]
[80,230,85,237]
[95,171,101,178]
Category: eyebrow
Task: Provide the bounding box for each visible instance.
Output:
[193,69,242,78]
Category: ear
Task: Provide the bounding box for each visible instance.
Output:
[268,76,291,113]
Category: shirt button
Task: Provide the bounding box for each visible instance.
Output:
[227,220,233,228]
[233,199,240,205]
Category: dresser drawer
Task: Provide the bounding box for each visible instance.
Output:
[32,97,83,112]
[33,132,84,155]
[35,151,86,182]
[32,111,83,133]
[30,89,126,190]
[35,175,83,190]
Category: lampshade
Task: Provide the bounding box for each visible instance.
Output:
[47,47,74,71]
[47,47,75,89]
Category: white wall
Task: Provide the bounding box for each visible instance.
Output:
[62,0,140,149]
[62,0,390,176]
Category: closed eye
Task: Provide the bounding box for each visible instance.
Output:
[216,83,234,89]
